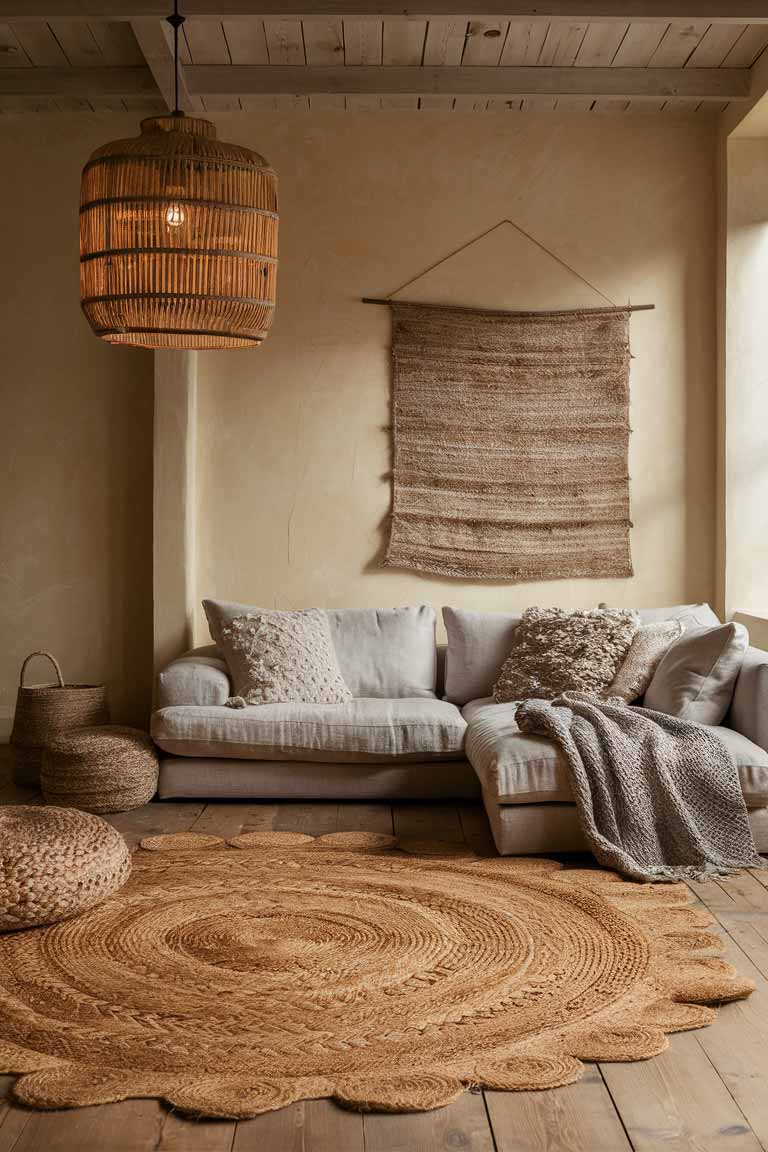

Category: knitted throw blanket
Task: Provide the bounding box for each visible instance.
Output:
[515,693,764,882]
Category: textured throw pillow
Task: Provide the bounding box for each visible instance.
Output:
[216,609,353,706]
[493,608,639,703]
[606,620,683,703]
[643,622,749,726]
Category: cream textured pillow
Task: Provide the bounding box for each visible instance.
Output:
[218,609,353,706]
[606,620,683,703]
[493,608,639,703]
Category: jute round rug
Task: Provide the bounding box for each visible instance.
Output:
[0,831,754,1119]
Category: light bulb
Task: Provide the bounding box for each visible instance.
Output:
[165,203,185,228]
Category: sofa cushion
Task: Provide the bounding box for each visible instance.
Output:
[152,698,466,763]
[638,603,721,627]
[606,620,683,702]
[493,608,639,703]
[204,601,437,699]
[465,699,566,804]
[463,698,768,808]
[600,603,721,628]
[217,608,353,706]
[644,622,749,726]
[442,608,521,705]
[325,606,437,698]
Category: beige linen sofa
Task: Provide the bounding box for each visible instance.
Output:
[151,603,768,854]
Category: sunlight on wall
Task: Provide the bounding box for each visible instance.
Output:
[724,138,768,621]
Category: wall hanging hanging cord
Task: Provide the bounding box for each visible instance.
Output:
[362,218,654,315]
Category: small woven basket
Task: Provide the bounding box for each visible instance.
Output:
[42,725,159,814]
[10,652,109,788]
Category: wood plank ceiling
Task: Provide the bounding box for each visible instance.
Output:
[1,15,767,114]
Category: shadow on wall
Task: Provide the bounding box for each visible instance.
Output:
[105,369,154,726]
[682,234,717,608]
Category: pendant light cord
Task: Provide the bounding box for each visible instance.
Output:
[174,4,179,115]
[166,0,185,116]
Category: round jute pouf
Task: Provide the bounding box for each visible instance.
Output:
[42,725,159,814]
[0,806,130,932]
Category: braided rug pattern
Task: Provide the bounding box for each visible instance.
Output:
[0,831,754,1118]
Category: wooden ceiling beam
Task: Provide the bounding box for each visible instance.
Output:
[2,4,768,24]
[722,33,768,134]
[0,65,156,94]
[188,62,747,98]
[130,19,201,111]
[0,62,747,100]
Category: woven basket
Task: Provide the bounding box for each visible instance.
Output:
[42,725,159,814]
[10,652,109,788]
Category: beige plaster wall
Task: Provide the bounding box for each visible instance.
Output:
[196,112,718,639]
[722,137,768,622]
[0,115,154,734]
[0,109,721,719]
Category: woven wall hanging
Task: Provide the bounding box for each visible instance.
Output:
[382,302,634,582]
[365,220,652,582]
[79,1,278,350]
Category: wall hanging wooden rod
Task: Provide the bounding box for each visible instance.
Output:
[361,299,655,317]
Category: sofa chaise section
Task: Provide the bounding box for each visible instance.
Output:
[466,647,768,855]
[464,696,768,808]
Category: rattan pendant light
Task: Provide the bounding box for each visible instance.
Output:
[79,2,277,350]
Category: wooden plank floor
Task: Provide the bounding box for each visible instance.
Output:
[2,761,768,1151]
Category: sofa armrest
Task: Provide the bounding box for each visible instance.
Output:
[157,644,231,708]
[729,645,768,753]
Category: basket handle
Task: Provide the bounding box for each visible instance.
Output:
[19,651,65,689]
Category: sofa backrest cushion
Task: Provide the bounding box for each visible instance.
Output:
[600,602,720,628]
[203,601,437,699]
[636,603,721,628]
[442,608,521,705]
[325,606,437,698]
